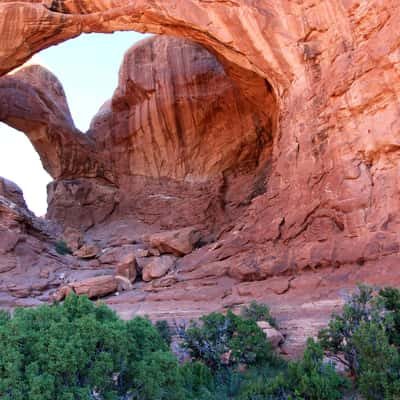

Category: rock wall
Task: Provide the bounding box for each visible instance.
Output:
[2,35,275,231]
[1,0,398,272]
[90,36,274,182]
[1,0,400,355]
[0,177,70,303]
[88,35,275,230]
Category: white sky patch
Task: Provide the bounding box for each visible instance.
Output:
[0,124,51,216]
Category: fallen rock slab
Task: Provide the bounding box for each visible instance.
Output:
[115,275,133,291]
[74,243,100,259]
[115,253,137,283]
[56,275,118,300]
[142,255,177,282]
[146,227,200,256]
[72,275,118,298]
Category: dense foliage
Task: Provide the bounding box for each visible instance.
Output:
[181,310,274,370]
[0,295,375,400]
[240,301,277,328]
[0,295,179,400]
[236,339,349,400]
[155,320,173,345]
[319,284,400,400]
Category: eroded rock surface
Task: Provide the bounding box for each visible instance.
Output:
[1,1,400,356]
[0,177,69,303]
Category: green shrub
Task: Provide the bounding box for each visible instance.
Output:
[237,339,349,400]
[54,239,72,255]
[180,361,215,397]
[352,321,400,400]
[241,301,277,328]
[318,284,400,400]
[132,351,186,400]
[318,284,384,374]
[155,320,173,345]
[235,363,288,400]
[0,294,183,400]
[378,287,400,346]
[286,338,350,400]
[181,310,273,370]
[6,286,399,400]
[0,310,10,326]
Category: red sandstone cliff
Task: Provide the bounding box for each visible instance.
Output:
[1,1,400,355]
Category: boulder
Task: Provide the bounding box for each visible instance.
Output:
[63,227,83,252]
[55,275,119,301]
[115,275,133,291]
[257,321,284,348]
[115,253,137,283]
[55,285,73,302]
[142,256,177,282]
[74,243,100,259]
[99,245,149,266]
[71,275,118,299]
[146,227,200,257]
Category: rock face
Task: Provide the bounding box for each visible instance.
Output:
[0,178,28,209]
[1,36,274,231]
[1,1,400,356]
[90,36,274,182]
[0,177,70,302]
[87,36,275,230]
[47,179,119,230]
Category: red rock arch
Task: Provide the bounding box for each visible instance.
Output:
[1,1,400,354]
[1,1,400,271]
[0,0,299,94]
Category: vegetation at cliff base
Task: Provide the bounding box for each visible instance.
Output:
[240,300,277,328]
[2,289,400,399]
[319,284,400,400]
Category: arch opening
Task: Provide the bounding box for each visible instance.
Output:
[0,123,51,216]
[0,31,148,216]
[0,31,279,241]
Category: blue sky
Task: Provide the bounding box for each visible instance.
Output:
[0,32,146,216]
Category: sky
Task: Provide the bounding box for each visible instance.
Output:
[0,31,146,216]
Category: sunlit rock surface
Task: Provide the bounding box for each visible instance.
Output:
[1,1,400,355]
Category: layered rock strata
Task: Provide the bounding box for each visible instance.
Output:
[1,1,400,355]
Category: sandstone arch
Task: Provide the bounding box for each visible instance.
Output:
[1,35,278,231]
[1,0,400,354]
[0,0,298,93]
[1,1,400,276]
[0,65,115,181]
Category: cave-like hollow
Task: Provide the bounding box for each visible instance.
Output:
[0,33,279,241]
